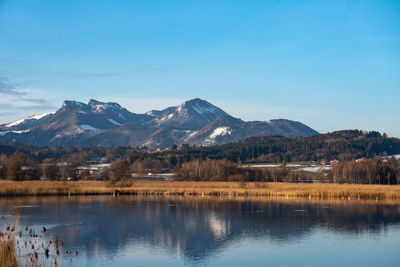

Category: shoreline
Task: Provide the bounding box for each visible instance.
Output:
[0,181,400,200]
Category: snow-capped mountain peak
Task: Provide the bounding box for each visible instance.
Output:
[0,98,318,147]
[88,99,122,112]
[182,98,223,116]
[153,98,228,130]
[62,100,86,109]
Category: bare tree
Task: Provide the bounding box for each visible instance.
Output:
[110,159,131,181]
[6,151,27,181]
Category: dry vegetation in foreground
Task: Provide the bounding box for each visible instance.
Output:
[0,239,17,267]
[0,209,78,267]
[0,180,400,200]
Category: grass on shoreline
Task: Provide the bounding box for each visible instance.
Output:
[0,180,400,200]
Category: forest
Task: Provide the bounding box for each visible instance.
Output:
[1,130,399,163]
[0,130,399,184]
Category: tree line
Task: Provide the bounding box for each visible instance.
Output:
[176,157,400,184]
[331,157,400,184]
[0,152,170,181]
[1,150,400,185]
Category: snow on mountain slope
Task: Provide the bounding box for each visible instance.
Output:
[88,99,122,112]
[152,98,228,130]
[0,129,30,136]
[108,119,122,126]
[0,98,318,147]
[5,118,28,128]
[203,126,232,145]
[60,99,152,129]
[209,127,232,139]
[80,124,99,131]
[5,112,54,128]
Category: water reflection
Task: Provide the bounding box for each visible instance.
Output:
[1,196,400,265]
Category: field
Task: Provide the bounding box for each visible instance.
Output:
[0,180,399,200]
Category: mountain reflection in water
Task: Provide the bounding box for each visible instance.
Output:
[1,196,399,266]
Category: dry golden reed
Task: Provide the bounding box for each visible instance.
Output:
[1,213,78,267]
[0,238,18,267]
[0,180,399,200]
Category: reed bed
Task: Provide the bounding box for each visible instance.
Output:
[0,238,17,267]
[0,180,400,200]
[0,209,78,267]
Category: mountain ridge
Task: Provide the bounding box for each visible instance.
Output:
[0,98,318,148]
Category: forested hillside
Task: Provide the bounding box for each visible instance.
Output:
[208,130,400,163]
[0,130,399,165]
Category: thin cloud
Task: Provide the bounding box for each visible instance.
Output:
[0,78,25,95]
[21,98,51,105]
[0,77,52,106]
[0,77,57,124]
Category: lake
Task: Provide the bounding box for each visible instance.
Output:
[1,196,400,266]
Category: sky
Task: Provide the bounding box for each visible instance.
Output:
[0,0,399,136]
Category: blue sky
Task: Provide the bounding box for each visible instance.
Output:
[0,0,399,136]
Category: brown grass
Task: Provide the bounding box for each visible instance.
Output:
[0,180,400,200]
[0,210,78,267]
[0,239,17,267]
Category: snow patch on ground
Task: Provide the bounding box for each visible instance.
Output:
[108,119,122,126]
[300,166,331,172]
[241,164,281,168]
[202,127,232,145]
[183,130,198,141]
[177,105,183,113]
[240,164,332,172]
[30,112,54,120]
[5,119,26,128]
[5,112,54,127]
[63,101,84,108]
[209,127,232,139]
[158,112,175,122]
[146,110,159,117]
[91,102,121,112]
[0,130,30,136]
[286,164,302,167]
[94,105,104,112]
[79,124,99,131]
[383,154,400,160]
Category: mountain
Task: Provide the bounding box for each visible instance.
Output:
[268,119,319,137]
[0,98,318,148]
[150,98,229,130]
[0,112,54,132]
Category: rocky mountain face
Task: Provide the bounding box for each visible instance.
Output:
[0,98,318,148]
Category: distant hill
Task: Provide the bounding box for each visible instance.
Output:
[206,130,400,163]
[0,98,318,148]
[0,130,399,166]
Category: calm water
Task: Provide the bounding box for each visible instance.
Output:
[1,196,400,267]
